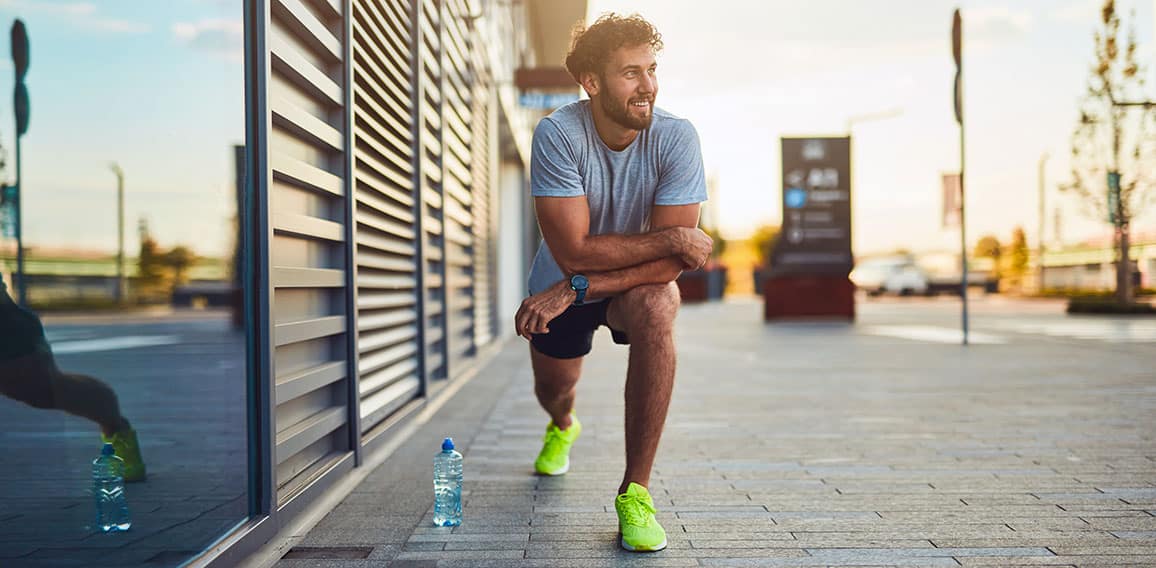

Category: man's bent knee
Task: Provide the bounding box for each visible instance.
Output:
[618,282,680,333]
[0,354,58,409]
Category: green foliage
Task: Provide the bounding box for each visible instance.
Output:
[750,224,780,268]
[1067,296,1156,314]
[165,245,196,286]
[973,235,1002,260]
[698,220,726,259]
[1008,226,1029,280]
[137,235,166,289]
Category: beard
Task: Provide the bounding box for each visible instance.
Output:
[600,88,653,131]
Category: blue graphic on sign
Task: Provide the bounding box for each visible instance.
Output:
[785,187,807,209]
[519,93,580,109]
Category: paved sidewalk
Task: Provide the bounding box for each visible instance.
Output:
[277,298,1156,568]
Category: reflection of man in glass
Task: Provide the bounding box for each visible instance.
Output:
[0,281,147,481]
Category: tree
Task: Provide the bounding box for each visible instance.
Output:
[973,234,1002,261]
[1067,0,1156,303]
[1008,226,1030,289]
[164,245,196,287]
[698,219,727,260]
[137,221,165,292]
[750,224,780,268]
[973,234,1003,279]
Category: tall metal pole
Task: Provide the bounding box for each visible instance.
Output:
[14,134,24,307]
[1037,153,1049,293]
[11,19,29,308]
[953,8,968,346]
[959,115,969,346]
[111,163,125,304]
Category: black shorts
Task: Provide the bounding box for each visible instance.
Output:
[530,299,629,359]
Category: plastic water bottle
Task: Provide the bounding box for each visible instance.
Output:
[93,442,131,532]
[433,437,462,526]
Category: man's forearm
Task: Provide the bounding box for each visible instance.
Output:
[562,229,681,273]
[584,256,684,301]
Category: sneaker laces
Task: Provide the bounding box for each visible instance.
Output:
[542,425,567,446]
[617,493,656,527]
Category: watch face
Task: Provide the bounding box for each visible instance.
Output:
[571,275,588,290]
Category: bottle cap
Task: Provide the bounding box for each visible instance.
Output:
[101,442,115,456]
[442,437,454,451]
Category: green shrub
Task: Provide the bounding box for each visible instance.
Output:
[1066,297,1156,315]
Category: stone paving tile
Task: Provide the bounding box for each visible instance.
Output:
[522,547,809,559]
[435,560,701,568]
[690,538,935,549]
[957,555,1156,566]
[1112,530,1156,539]
[1047,545,1156,555]
[930,536,1123,547]
[698,557,963,567]
[394,550,525,561]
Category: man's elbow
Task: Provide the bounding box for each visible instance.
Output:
[554,247,594,275]
[554,256,584,276]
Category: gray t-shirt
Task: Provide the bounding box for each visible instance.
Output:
[527,101,707,295]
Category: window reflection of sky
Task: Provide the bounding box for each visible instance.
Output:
[0,1,243,258]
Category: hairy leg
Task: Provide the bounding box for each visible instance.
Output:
[530,346,583,430]
[606,282,680,495]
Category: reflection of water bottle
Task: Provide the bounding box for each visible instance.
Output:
[93,443,131,532]
[433,437,462,527]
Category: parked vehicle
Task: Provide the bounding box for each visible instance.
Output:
[852,255,999,297]
[850,257,929,296]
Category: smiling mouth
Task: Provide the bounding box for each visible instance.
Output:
[630,100,651,109]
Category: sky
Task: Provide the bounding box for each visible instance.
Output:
[0,0,243,257]
[588,0,1156,255]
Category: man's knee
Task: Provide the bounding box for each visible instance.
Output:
[619,282,680,333]
[0,358,57,410]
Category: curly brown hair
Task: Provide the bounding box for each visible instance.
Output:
[564,13,663,83]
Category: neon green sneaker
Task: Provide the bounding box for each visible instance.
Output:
[615,482,667,552]
[102,427,147,482]
[533,414,581,476]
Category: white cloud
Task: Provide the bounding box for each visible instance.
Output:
[1051,0,1103,24]
[172,19,244,61]
[966,6,1034,41]
[0,1,150,34]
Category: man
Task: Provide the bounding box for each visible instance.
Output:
[513,13,712,552]
[0,279,147,481]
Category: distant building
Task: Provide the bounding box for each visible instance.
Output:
[1041,238,1156,291]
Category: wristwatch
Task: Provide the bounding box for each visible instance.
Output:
[569,274,589,306]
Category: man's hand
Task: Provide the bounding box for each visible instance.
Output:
[514,280,576,340]
[672,227,714,270]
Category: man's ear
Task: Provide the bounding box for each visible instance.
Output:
[579,71,600,98]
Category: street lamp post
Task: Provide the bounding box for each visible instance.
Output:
[1037,152,1049,293]
[110,162,126,305]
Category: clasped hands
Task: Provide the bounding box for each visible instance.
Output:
[514,227,712,339]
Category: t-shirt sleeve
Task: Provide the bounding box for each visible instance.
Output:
[530,119,584,198]
[655,119,708,206]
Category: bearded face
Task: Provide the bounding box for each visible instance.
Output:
[594,43,658,131]
[599,79,654,130]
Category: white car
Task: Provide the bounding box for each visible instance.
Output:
[850,257,930,296]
